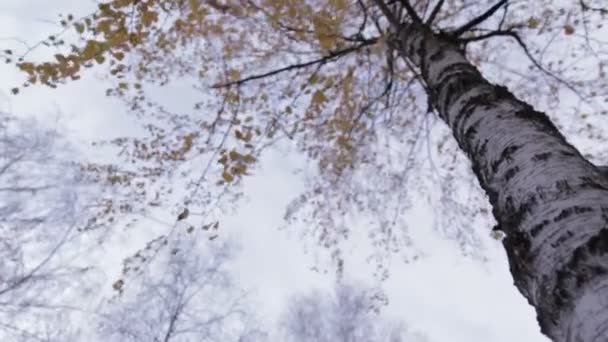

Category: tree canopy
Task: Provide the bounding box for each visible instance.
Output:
[3,1,608,339]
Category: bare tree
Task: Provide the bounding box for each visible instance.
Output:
[280,282,429,342]
[97,231,267,342]
[0,111,98,341]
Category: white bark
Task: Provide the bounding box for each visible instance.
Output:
[392,23,608,341]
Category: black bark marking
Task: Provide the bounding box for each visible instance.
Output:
[550,230,575,249]
[521,193,539,216]
[602,207,608,221]
[555,180,573,194]
[504,166,520,182]
[579,176,608,191]
[435,62,478,85]
[503,229,534,302]
[531,219,550,237]
[553,206,594,223]
[418,41,429,79]
[499,195,528,232]
[462,118,483,152]
[491,145,520,173]
[532,152,552,162]
[555,229,608,307]
[588,227,608,255]
[560,150,576,157]
[556,229,608,294]
[452,84,514,144]
[441,74,482,113]
[513,107,564,138]
[429,48,445,62]
[493,85,514,100]
[536,185,548,201]
[453,93,487,135]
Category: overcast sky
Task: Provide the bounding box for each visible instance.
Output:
[0,1,551,341]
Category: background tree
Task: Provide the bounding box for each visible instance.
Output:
[0,111,98,341]
[279,282,428,342]
[5,0,608,340]
[97,230,267,342]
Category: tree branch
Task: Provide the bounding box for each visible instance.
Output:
[452,0,508,37]
[579,0,607,14]
[426,0,445,25]
[371,0,400,27]
[460,29,587,98]
[211,40,378,88]
[398,0,423,24]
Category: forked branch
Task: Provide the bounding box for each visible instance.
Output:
[459,29,586,98]
[426,0,445,24]
[452,0,508,37]
[212,40,378,88]
[398,0,423,24]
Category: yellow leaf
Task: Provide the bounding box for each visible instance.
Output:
[74,22,85,34]
[229,69,241,81]
[229,150,241,160]
[17,62,35,74]
[528,17,539,29]
[318,35,334,50]
[243,154,256,163]
[312,15,338,50]
[222,171,234,182]
[112,279,124,291]
[142,10,159,27]
[330,0,348,10]
[82,40,102,59]
[112,51,125,61]
[312,90,328,105]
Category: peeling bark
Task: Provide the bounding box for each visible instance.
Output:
[392,23,608,341]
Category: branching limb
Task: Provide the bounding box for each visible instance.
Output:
[458,28,514,44]
[398,0,423,24]
[460,29,586,98]
[579,0,607,14]
[212,40,378,88]
[452,0,508,37]
[355,0,370,40]
[372,0,401,27]
[426,0,445,25]
[347,51,396,138]
[497,1,509,30]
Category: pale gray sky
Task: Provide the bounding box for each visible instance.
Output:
[0,1,550,341]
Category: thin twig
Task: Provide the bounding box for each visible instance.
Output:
[460,29,587,99]
[372,0,401,27]
[452,0,508,37]
[398,0,423,24]
[211,40,377,88]
[426,0,445,25]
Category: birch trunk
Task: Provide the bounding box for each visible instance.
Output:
[392,23,608,341]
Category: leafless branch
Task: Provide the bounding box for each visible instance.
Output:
[371,0,401,27]
[452,0,508,37]
[212,40,378,88]
[579,0,607,14]
[426,0,445,25]
[460,29,588,99]
[398,0,423,24]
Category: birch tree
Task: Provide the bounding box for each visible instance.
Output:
[97,236,266,342]
[5,0,608,340]
[279,282,428,342]
[0,111,98,341]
